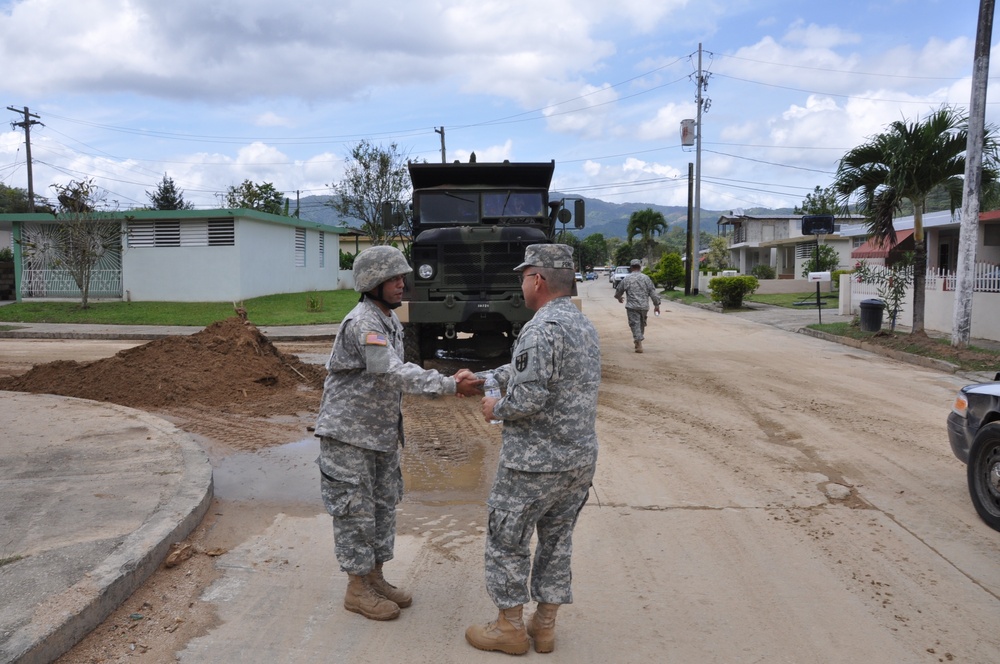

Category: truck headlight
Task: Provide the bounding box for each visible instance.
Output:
[418,263,434,279]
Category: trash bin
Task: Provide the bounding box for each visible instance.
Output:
[859,298,885,332]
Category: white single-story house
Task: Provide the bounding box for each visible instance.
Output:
[717,212,866,280]
[839,208,1000,341]
[0,208,348,302]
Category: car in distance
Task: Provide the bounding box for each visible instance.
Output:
[946,372,1000,532]
[611,265,629,287]
[575,272,584,282]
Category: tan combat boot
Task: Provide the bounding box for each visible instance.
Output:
[344,574,400,621]
[526,602,559,653]
[365,562,412,608]
[634,340,643,353]
[465,605,530,655]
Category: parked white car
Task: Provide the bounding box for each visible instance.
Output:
[611,266,629,287]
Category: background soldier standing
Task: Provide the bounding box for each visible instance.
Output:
[466,244,601,655]
[314,246,481,621]
[615,258,661,353]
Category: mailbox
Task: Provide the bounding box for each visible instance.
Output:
[807,271,831,283]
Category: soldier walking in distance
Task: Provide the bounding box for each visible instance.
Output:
[615,258,660,353]
[465,244,601,655]
[314,246,482,621]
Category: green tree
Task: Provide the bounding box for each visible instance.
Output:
[329,140,411,248]
[800,243,840,277]
[626,208,668,263]
[146,174,193,210]
[0,183,32,213]
[650,252,685,289]
[832,105,999,334]
[580,233,608,269]
[225,179,285,215]
[703,235,731,271]
[613,242,643,267]
[794,185,838,215]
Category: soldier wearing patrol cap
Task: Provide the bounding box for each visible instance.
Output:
[465,243,601,655]
[615,258,660,353]
[314,245,482,621]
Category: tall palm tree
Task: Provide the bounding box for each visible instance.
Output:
[832,106,996,335]
[626,208,668,264]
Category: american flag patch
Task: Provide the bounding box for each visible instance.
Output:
[365,332,388,346]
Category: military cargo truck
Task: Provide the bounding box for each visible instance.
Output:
[397,159,584,365]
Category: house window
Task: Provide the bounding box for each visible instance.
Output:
[127,219,234,247]
[319,231,325,268]
[295,228,306,267]
[985,223,1000,247]
[853,236,867,248]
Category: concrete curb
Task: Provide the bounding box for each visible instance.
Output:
[3,403,214,664]
[797,327,960,373]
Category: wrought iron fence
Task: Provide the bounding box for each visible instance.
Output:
[20,269,123,298]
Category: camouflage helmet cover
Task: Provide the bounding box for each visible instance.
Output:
[353,245,413,293]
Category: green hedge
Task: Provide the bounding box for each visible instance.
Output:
[708,275,759,309]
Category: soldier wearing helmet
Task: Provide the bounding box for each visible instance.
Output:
[315,245,482,621]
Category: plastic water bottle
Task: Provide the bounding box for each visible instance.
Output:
[654,310,660,317]
[484,375,502,425]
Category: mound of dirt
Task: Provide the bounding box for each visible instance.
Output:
[0,317,325,415]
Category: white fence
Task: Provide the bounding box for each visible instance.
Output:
[842,262,1000,341]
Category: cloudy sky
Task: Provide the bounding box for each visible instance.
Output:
[0,0,992,215]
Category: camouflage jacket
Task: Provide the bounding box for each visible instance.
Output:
[615,271,661,310]
[480,297,600,473]
[314,297,456,452]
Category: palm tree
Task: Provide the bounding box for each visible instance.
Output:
[626,208,668,264]
[832,106,996,335]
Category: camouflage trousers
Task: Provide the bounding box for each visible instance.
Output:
[318,437,403,576]
[483,463,595,609]
[626,308,648,342]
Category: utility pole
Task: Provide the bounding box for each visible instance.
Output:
[7,106,43,212]
[952,0,995,348]
[435,126,446,163]
[692,44,710,295]
[685,162,694,295]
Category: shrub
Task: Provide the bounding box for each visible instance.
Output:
[708,275,759,309]
[340,249,356,270]
[830,268,853,291]
[0,246,12,262]
[750,264,776,280]
[649,252,685,290]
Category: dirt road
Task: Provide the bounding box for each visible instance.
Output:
[6,280,997,662]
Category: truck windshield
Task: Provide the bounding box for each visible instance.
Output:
[418,192,480,223]
[483,192,544,218]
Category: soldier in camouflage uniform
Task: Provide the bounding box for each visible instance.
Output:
[315,245,482,621]
[465,244,601,655]
[615,258,661,353]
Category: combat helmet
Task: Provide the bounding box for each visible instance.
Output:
[353,245,412,293]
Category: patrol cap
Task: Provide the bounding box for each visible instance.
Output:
[514,243,575,271]
[630,259,642,267]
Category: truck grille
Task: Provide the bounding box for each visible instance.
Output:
[439,241,526,291]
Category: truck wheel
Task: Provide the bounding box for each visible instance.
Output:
[967,422,1000,532]
[403,323,423,367]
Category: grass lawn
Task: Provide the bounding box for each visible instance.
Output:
[0,290,359,326]
[747,291,839,308]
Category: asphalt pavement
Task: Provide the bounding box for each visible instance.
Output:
[0,304,994,663]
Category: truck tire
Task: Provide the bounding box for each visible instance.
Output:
[403,323,423,367]
[967,422,1000,532]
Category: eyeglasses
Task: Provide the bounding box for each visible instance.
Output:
[518,271,546,284]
